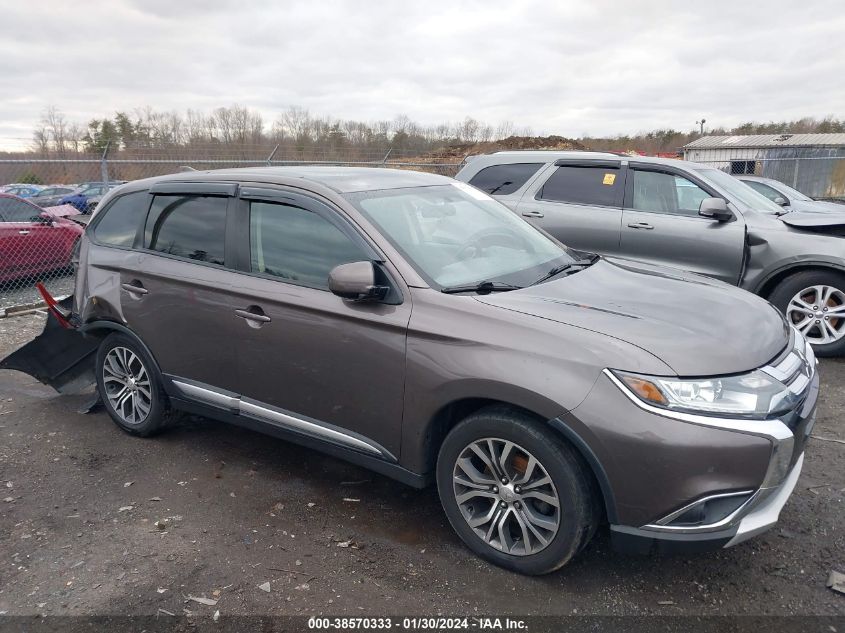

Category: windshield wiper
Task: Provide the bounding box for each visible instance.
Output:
[529,255,600,286]
[441,281,523,295]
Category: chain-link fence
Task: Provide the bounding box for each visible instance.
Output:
[682,146,845,201]
[2,144,843,312]
[0,145,465,310]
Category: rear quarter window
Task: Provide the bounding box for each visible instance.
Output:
[468,163,544,196]
[92,191,150,247]
[538,165,622,207]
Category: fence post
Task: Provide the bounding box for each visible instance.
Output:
[381,148,392,167]
[100,141,111,183]
[792,159,800,188]
[266,144,279,166]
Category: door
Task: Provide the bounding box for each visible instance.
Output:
[618,166,745,284]
[0,196,55,279]
[229,189,411,458]
[116,185,244,392]
[515,161,625,255]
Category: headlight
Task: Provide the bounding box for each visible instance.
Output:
[612,369,801,419]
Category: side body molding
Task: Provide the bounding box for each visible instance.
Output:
[168,377,392,459]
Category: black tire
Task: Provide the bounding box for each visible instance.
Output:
[95,333,173,436]
[769,269,845,357]
[436,406,601,575]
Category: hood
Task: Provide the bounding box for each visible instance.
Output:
[41,204,81,219]
[779,209,845,228]
[475,258,788,376]
[788,199,845,214]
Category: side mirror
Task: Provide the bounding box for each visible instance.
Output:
[773,196,789,207]
[328,261,388,302]
[698,197,734,222]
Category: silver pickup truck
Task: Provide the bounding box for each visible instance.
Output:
[457,152,845,355]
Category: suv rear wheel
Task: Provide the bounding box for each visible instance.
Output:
[769,269,845,356]
[96,333,172,436]
[436,406,600,575]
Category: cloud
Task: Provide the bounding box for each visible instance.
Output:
[0,0,842,142]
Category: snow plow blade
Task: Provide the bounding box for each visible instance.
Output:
[0,296,98,394]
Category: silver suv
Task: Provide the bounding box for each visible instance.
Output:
[457,152,845,355]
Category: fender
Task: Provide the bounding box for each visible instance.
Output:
[80,320,168,385]
[548,416,619,523]
[746,258,845,295]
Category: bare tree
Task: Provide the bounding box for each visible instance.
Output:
[42,105,69,154]
[31,124,49,154]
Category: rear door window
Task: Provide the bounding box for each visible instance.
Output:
[538,165,622,207]
[145,195,227,265]
[249,200,366,289]
[92,191,149,247]
[468,163,544,195]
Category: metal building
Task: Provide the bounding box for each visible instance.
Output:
[683,133,845,201]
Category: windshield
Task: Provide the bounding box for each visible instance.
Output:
[696,169,785,214]
[345,183,576,289]
[765,180,812,202]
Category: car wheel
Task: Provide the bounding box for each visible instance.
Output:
[436,406,600,575]
[95,333,172,436]
[769,270,845,356]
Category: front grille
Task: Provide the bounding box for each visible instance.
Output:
[762,329,816,401]
[761,328,818,465]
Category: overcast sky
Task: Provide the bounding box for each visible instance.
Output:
[1,0,843,147]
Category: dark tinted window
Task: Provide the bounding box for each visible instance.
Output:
[93,191,149,247]
[631,170,710,217]
[250,201,366,289]
[0,197,40,222]
[468,163,543,195]
[538,166,621,206]
[145,195,227,265]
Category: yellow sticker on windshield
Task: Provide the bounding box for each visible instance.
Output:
[603,173,616,185]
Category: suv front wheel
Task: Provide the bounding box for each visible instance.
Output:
[436,406,600,575]
[769,269,845,356]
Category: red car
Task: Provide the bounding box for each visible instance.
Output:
[0,194,84,284]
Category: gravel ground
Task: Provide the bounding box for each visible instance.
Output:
[0,312,843,618]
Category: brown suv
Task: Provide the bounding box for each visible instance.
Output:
[2,167,817,575]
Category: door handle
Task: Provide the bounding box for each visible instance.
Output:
[235,307,271,327]
[121,282,148,296]
[627,222,654,230]
[521,210,544,218]
[18,230,30,235]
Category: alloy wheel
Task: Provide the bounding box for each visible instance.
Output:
[452,438,560,556]
[786,285,845,344]
[102,346,152,424]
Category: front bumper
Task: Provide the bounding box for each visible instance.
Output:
[605,329,817,555]
[611,452,804,554]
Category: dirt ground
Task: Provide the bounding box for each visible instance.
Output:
[0,312,843,619]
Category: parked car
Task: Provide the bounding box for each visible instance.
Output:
[737,175,845,213]
[58,181,125,214]
[0,184,43,198]
[0,193,84,283]
[2,167,815,575]
[29,185,79,208]
[457,152,845,355]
